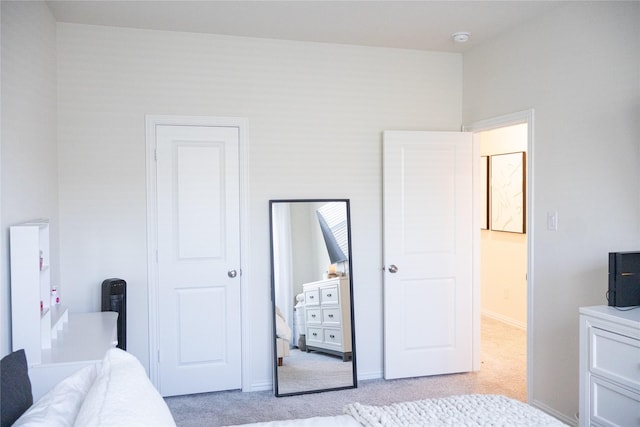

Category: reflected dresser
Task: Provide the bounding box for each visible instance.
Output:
[303,277,352,361]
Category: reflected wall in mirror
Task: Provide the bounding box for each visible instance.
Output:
[270,199,357,396]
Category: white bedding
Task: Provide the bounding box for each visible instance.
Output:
[74,348,175,426]
[13,348,175,427]
[231,415,360,427]
[275,306,292,342]
[344,395,567,427]
[13,364,98,427]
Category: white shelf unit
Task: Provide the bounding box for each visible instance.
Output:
[9,220,66,365]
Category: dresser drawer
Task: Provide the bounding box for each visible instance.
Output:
[322,308,341,326]
[590,375,640,427]
[321,286,339,304]
[591,327,640,390]
[323,328,342,347]
[306,308,321,325]
[304,289,320,306]
[307,327,323,344]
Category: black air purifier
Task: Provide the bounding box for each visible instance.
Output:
[101,278,126,350]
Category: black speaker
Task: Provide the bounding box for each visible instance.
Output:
[101,278,126,350]
[608,252,640,307]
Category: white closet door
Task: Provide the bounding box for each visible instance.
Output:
[155,124,241,396]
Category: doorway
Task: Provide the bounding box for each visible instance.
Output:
[145,115,250,395]
[465,110,534,402]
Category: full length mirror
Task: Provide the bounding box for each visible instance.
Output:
[270,199,357,396]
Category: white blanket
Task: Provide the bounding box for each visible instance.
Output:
[344,394,566,427]
[74,348,176,426]
[14,348,175,427]
[231,415,360,427]
[275,306,292,342]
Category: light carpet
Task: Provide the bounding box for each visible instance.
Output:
[165,316,526,426]
[277,349,354,395]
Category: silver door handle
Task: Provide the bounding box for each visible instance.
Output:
[388,265,398,273]
[228,269,238,278]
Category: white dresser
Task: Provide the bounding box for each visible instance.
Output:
[303,277,352,361]
[579,305,640,427]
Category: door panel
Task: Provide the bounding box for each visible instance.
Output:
[176,287,226,364]
[176,144,224,258]
[383,131,474,380]
[156,124,241,396]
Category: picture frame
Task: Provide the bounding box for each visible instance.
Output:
[480,156,489,230]
[490,152,526,233]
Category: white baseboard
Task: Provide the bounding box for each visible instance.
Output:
[357,370,383,381]
[530,398,577,427]
[481,309,527,331]
[245,380,273,392]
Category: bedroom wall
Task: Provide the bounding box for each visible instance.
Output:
[55,23,462,388]
[463,1,640,422]
[0,1,59,357]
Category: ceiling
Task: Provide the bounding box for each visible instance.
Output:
[45,0,566,53]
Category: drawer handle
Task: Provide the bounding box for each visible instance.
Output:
[312,332,318,336]
[309,295,314,299]
[311,314,316,318]
[329,334,335,339]
[328,314,334,318]
[327,293,332,297]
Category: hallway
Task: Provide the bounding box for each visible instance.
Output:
[478,315,527,401]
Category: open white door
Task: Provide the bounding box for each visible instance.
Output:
[154,124,242,396]
[383,131,476,379]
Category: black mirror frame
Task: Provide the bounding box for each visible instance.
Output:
[269,198,357,397]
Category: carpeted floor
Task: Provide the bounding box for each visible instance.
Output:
[165,316,526,426]
[276,349,354,395]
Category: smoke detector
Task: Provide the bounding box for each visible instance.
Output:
[451,32,471,43]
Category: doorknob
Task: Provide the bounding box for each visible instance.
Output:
[228,269,238,278]
[388,265,399,274]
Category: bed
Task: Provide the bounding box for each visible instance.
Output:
[229,395,567,427]
[1,348,175,427]
[1,348,566,427]
[275,306,293,366]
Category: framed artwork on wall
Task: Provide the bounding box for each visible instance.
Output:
[490,152,526,233]
[481,156,489,230]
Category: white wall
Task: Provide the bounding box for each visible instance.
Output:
[290,202,319,293]
[1,1,58,357]
[479,124,527,328]
[464,2,640,422]
[56,23,462,387]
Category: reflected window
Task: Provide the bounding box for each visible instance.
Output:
[316,202,349,264]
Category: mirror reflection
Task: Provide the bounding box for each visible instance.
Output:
[270,199,357,396]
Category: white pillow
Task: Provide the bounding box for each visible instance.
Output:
[13,364,98,427]
[74,348,176,427]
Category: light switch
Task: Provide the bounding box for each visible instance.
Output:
[547,211,558,231]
